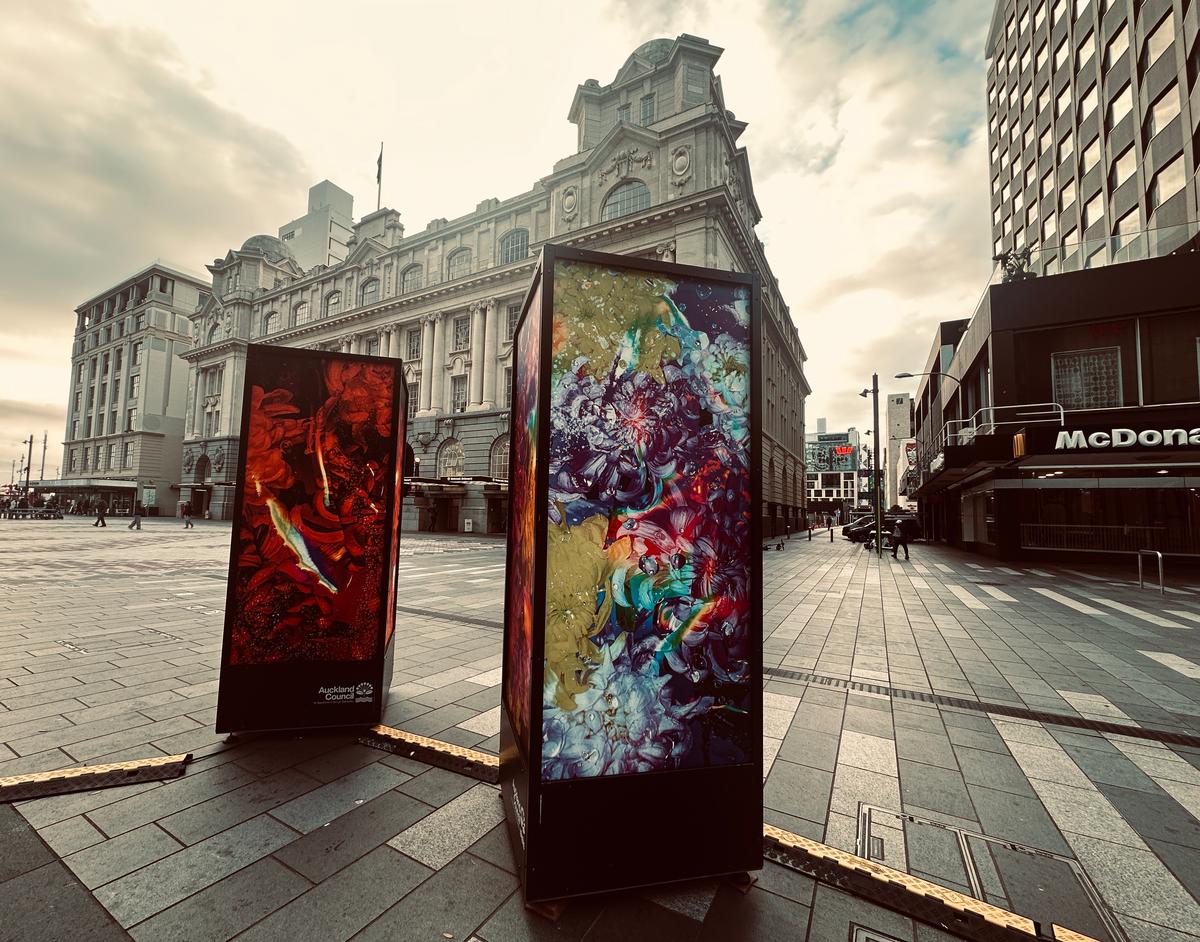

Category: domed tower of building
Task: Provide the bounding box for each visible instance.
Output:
[179,234,304,520]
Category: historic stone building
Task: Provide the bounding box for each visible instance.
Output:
[181,34,810,533]
[60,263,209,516]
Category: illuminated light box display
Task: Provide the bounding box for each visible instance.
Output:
[216,345,406,733]
[501,245,763,902]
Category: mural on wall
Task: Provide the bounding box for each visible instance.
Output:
[503,285,542,760]
[540,259,754,780]
[226,351,402,665]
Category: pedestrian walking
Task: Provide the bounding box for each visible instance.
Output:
[183,506,194,529]
[890,521,909,560]
[93,500,107,527]
[128,500,144,530]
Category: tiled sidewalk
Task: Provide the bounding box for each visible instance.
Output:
[2,519,1199,939]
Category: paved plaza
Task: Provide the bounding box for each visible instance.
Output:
[2,519,1199,941]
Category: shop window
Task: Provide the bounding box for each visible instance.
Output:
[1014,319,1138,408]
[1052,347,1124,407]
[1141,310,1200,404]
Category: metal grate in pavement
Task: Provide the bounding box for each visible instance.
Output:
[763,667,1200,748]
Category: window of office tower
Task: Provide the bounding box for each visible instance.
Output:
[1140,311,1200,404]
[1144,14,1174,71]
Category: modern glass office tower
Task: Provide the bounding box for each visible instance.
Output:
[985,0,1198,269]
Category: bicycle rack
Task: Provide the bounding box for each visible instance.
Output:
[1137,549,1164,596]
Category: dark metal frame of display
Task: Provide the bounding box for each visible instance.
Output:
[500,244,763,902]
[216,345,406,733]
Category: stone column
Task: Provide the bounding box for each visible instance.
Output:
[481,297,498,409]
[468,302,485,409]
[428,312,446,414]
[418,316,434,414]
[184,368,197,437]
[379,328,389,358]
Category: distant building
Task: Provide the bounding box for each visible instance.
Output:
[805,424,863,522]
[182,35,811,534]
[278,180,354,272]
[894,437,917,510]
[58,263,209,515]
[885,392,914,508]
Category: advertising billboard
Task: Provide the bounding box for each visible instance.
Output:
[806,435,858,473]
[500,245,762,902]
[216,346,406,733]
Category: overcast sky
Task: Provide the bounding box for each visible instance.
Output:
[0,0,994,478]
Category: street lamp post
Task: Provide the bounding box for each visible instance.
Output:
[860,375,882,558]
[22,436,33,499]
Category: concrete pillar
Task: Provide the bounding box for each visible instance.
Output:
[429,312,446,413]
[418,315,434,414]
[481,298,498,409]
[379,328,389,358]
[468,302,485,409]
[184,368,197,437]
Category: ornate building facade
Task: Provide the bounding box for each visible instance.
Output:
[181,35,810,533]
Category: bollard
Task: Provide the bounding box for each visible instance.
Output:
[830,527,834,543]
[808,527,812,541]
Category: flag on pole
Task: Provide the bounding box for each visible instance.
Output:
[376,142,383,211]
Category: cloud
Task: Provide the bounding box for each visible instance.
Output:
[0,0,309,472]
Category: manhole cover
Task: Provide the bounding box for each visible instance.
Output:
[858,805,1127,942]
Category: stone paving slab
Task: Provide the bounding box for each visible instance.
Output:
[3,518,1200,939]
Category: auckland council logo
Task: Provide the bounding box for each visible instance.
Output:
[354,682,375,703]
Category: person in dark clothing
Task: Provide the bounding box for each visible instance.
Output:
[128,501,144,530]
[182,506,194,528]
[891,521,909,560]
[93,500,107,527]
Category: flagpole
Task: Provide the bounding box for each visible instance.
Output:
[377,141,383,212]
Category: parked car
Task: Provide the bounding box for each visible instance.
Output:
[845,514,921,543]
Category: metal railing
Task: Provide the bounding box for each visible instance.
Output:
[1021,524,1199,554]
[1138,550,1165,595]
[936,402,1066,453]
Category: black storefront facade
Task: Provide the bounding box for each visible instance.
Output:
[912,251,1200,561]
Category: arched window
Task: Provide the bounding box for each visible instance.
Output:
[324,291,342,317]
[261,311,277,336]
[437,438,465,478]
[400,265,423,293]
[489,434,510,481]
[359,279,380,306]
[601,180,651,221]
[446,248,471,281]
[499,229,528,265]
[206,322,220,345]
[293,301,309,326]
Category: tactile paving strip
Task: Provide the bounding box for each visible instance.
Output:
[0,753,192,802]
[359,724,500,783]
